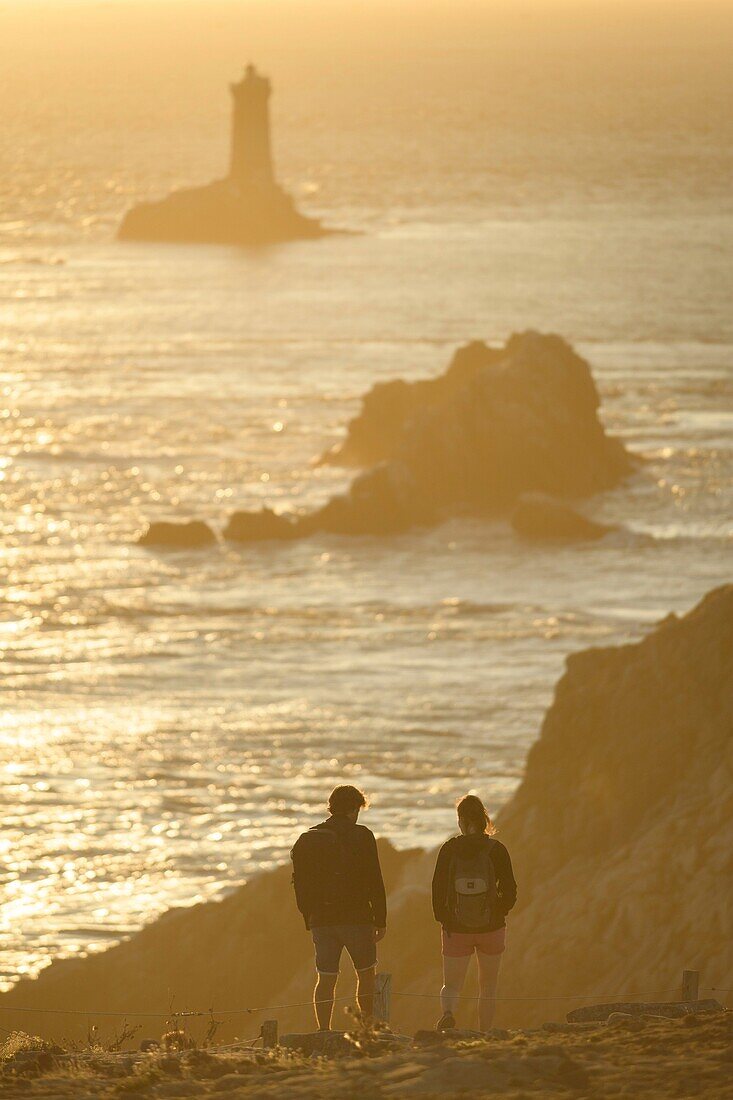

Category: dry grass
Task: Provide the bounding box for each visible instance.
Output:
[0,1010,730,1098]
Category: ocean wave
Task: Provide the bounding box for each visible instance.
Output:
[0,253,65,266]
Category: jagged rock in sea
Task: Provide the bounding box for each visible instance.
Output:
[138,520,216,548]
[223,507,297,542]
[223,463,432,543]
[118,66,331,245]
[322,332,632,509]
[300,461,436,537]
[320,339,505,469]
[511,492,616,542]
[2,587,729,1041]
[212,332,632,543]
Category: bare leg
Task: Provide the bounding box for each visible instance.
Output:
[440,953,472,1020]
[476,951,502,1031]
[356,965,376,1022]
[314,972,338,1030]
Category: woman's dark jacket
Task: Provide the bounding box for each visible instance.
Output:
[432,834,517,933]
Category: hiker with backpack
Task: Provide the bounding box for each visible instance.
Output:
[291,785,387,1031]
[431,794,517,1032]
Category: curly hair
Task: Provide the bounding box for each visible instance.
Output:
[328,785,368,815]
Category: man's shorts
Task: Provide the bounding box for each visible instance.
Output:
[441,926,506,958]
[311,924,377,974]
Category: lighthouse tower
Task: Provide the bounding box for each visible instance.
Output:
[119,65,329,244]
[229,64,275,186]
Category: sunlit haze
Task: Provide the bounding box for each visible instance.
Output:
[0,0,731,1070]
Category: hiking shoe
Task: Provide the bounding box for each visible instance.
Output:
[435,1011,455,1031]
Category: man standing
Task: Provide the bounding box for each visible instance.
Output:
[291,785,387,1030]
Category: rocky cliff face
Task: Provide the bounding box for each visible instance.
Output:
[495,583,733,1023]
[2,588,729,1040]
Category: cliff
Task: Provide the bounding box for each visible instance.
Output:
[496,582,733,1022]
[1,586,730,1041]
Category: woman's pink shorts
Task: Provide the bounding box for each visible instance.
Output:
[442,927,506,958]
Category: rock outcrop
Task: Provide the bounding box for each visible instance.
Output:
[511,492,615,542]
[321,333,633,512]
[3,587,728,1040]
[119,179,327,246]
[138,520,216,549]
[209,333,632,544]
[495,582,733,1025]
[223,507,298,542]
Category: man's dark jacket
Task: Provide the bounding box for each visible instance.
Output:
[291,815,387,930]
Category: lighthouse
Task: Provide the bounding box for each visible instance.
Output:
[229,64,274,186]
[119,66,331,244]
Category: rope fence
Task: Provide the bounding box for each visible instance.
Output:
[0,982,716,1019]
[391,987,680,1003]
[0,995,358,1021]
[0,969,726,1067]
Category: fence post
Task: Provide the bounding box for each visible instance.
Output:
[682,970,699,1002]
[261,1019,278,1048]
[374,972,392,1025]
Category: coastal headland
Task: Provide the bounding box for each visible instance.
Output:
[1,585,729,1055]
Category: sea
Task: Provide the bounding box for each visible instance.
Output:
[0,0,731,987]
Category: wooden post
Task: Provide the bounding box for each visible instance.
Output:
[261,1019,278,1048]
[374,972,392,1025]
[682,970,699,1002]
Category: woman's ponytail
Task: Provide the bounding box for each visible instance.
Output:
[456,794,495,835]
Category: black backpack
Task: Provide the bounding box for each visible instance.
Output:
[445,837,499,928]
[291,825,349,918]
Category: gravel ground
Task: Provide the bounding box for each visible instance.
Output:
[1,1010,731,1098]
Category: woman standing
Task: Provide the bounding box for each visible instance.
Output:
[431,794,517,1032]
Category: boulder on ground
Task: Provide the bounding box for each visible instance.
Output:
[223,507,297,543]
[568,999,723,1024]
[138,520,216,549]
[511,492,615,542]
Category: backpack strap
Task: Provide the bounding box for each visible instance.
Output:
[444,835,497,911]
